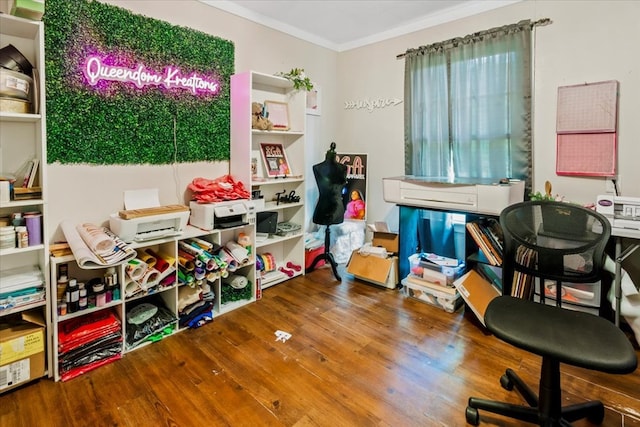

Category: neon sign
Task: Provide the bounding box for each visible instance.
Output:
[83,55,220,95]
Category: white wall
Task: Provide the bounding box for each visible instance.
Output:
[336,0,640,231]
[42,0,640,242]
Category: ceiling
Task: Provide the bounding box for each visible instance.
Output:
[200,0,521,51]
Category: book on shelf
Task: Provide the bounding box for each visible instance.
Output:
[465,219,503,266]
[510,245,536,299]
[404,274,458,295]
[26,158,39,188]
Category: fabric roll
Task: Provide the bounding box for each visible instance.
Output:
[126,259,148,281]
[225,241,249,264]
[138,251,156,268]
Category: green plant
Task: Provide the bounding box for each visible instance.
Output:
[529,191,555,201]
[275,68,314,91]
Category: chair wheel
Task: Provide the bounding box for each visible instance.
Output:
[500,374,514,391]
[465,406,480,425]
[587,403,605,424]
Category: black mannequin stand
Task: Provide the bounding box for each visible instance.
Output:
[307,225,341,281]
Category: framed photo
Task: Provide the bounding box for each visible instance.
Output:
[260,142,291,177]
[264,100,290,130]
[306,86,321,116]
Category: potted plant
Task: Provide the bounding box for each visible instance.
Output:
[275,68,314,91]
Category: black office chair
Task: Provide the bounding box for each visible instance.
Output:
[466,201,638,426]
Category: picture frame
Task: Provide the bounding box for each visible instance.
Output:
[306,85,321,116]
[260,142,291,177]
[264,100,290,130]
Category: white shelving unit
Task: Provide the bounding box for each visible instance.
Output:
[230,70,306,290]
[48,224,254,381]
[0,14,50,379]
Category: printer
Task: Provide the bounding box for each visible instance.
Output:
[189,199,255,231]
[596,194,640,230]
[109,205,190,243]
[382,175,525,215]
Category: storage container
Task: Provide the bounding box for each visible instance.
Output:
[402,278,463,313]
[408,253,465,285]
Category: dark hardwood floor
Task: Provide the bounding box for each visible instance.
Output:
[1,265,639,426]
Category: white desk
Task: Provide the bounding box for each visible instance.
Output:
[611,227,640,327]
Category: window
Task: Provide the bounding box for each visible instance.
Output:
[403,22,533,189]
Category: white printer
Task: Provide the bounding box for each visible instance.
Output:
[382,175,525,215]
[189,199,255,231]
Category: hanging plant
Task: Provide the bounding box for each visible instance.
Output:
[275,68,314,91]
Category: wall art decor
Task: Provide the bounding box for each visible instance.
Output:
[44,0,234,165]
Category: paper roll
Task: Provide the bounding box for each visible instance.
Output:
[139,251,157,268]
[76,223,116,255]
[140,268,161,289]
[220,248,238,272]
[225,241,249,264]
[125,279,141,298]
[126,259,148,281]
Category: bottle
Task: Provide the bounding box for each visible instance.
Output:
[15,225,28,248]
[68,278,79,313]
[104,266,117,303]
[56,275,69,303]
[78,283,87,310]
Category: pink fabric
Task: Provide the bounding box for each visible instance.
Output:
[188,175,251,203]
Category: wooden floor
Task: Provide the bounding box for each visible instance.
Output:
[1,265,639,427]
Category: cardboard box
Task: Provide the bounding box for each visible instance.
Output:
[9,0,44,21]
[372,231,399,254]
[453,270,501,326]
[346,250,398,289]
[0,311,46,393]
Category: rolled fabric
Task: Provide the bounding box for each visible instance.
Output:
[223,274,248,289]
[125,279,141,298]
[144,249,170,272]
[178,248,195,261]
[219,248,238,272]
[178,269,195,286]
[225,241,249,264]
[188,237,214,252]
[206,271,218,281]
[138,251,156,268]
[179,241,204,257]
[140,268,161,290]
[76,223,116,255]
[126,259,148,281]
[194,267,206,281]
[178,256,195,272]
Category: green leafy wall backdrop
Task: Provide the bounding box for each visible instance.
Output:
[44,0,234,164]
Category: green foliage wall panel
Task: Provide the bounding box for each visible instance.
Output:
[44,0,234,164]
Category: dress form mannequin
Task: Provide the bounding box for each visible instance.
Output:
[308,142,347,280]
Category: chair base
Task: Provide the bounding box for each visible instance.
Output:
[466,360,605,426]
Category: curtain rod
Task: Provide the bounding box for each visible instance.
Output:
[396,18,551,59]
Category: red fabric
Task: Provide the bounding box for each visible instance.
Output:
[188,175,250,203]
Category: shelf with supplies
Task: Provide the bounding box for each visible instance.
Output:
[48,223,256,381]
[230,70,307,291]
[0,13,50,393]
